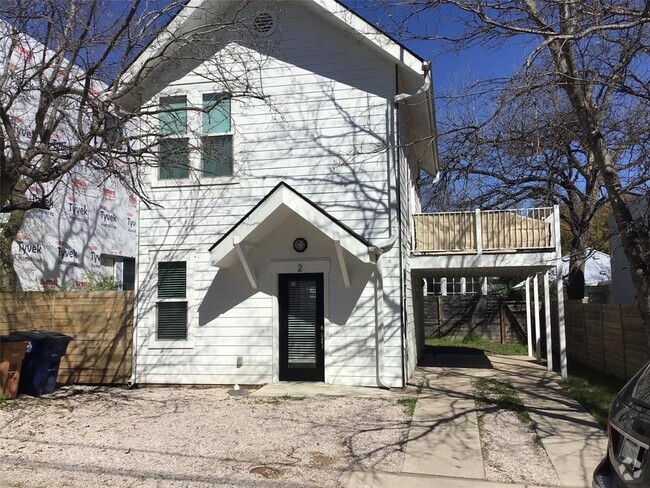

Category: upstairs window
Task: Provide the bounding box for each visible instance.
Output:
[160,96,187,136]
[202,93,233,177]
[159,96,189,180]
[157,261,187,340]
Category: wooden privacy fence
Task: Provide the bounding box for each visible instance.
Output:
[564,301,647,380]
[422,295,526,344]
[0,291,133,384]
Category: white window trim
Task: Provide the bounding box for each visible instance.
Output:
[148,248,197,349]
[151,90,238,188]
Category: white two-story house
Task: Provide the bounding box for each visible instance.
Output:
[125,0,438,387]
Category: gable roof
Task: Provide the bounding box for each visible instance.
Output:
[124,0,427,85]
[209,181,374,267]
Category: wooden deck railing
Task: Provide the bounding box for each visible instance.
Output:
[413,207,555,254]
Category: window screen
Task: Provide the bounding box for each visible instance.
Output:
[157,302,187,340]
[160,96,187,136]
[203,94,230,133]
[202,94,232,177]
[159,138,189,180]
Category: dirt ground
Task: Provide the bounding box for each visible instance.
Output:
[479,408,561,486]
[0,386,409,488]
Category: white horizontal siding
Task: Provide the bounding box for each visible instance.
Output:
[134,1,409,387]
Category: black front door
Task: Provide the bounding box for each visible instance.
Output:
[279,273,324,381]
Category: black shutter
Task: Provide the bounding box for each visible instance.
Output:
[157,302,187,340]
[157,261,187,340]
[158,262,186,298]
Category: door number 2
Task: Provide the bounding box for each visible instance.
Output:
[298,264,303,272]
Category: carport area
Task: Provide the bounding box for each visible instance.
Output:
[410,205,569,379]
[344,350,608,487]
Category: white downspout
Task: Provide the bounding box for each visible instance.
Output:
[394,61,440,184]
[388,61,435,387]
[371,238,397,389]
[394,61,432,104]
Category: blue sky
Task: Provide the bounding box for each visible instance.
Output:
[341,1,531,95]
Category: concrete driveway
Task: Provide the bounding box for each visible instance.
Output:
[345,351,608,488]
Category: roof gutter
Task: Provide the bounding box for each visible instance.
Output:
[394,61,440,180]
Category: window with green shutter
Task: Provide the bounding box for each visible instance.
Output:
[157,261,187,340]
[202,93,233,177]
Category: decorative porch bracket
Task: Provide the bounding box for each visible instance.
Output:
[334,238,350,288]
[233,236,258,290]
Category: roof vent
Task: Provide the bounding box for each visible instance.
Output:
[253,11,276,36]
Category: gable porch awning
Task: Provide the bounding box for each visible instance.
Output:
[208,182,375,285]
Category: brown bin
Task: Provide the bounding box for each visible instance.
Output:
[1,336,28,399]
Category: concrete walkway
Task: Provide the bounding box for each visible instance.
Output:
[249,354,607,487]
[489,355,608,487]
[392,352,608,488]
[342,470,559,488]
[401,372,484,479]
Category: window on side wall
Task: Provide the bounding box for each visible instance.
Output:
[159,96,189,180]
[202,93,233,177]
[157,261,187,340]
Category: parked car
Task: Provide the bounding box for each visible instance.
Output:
[593,361,650,487]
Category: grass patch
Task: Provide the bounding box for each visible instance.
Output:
[0,393,7,407]
[426,335,528,356]
[473,377,532,427]
[560,365,625,429]
[398,397,417,417]
[256,395,306,406]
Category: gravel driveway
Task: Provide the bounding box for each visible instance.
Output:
[0,386,409,488]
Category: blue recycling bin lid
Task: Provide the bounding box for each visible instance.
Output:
[9,331,71,356]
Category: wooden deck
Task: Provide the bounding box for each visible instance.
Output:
[413,208,554,254]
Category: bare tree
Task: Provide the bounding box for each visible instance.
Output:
[0,0,270,290]
[362,0,650,336]
[425,70,648,298]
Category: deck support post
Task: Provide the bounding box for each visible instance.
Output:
[544,270,553,372]
[533,274,541,361]
[525,277,533,357]
[481,277,488,296]
[554,204,568,380]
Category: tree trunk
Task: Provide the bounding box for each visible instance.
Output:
[567,230,590,300]
[0,208,25,291]
[586,134,650,345]
[548,34,650,345]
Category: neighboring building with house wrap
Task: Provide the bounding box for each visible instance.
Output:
[10,165,137,290]
[0,21,137,290]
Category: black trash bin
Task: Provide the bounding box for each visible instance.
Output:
[9,331,72,396]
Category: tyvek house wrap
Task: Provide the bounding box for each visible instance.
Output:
[0,23,137,290]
